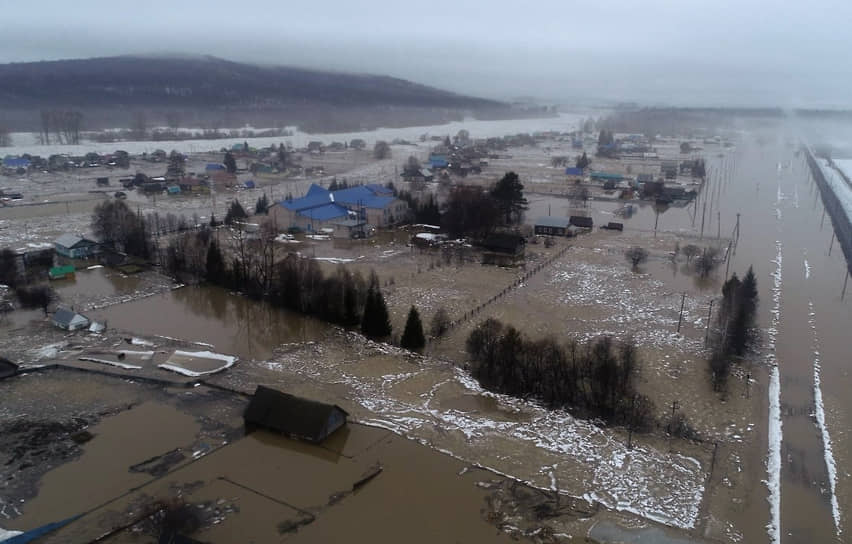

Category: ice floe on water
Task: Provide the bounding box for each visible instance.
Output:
[807,301,842,537]
[158,350,237,377]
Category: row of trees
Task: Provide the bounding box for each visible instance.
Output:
[466,319,656,430]
[440,172,528,238]
[38,110,83,145]
[708,268,759,390]
[163,226,396,340]
[91,200,153,259]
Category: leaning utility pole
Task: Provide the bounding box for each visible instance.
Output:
[676,292,687,333]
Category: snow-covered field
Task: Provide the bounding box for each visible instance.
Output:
[225,331,708,530]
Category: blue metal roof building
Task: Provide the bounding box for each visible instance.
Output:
[3,157,30,169]
[429,154,449,169]
[274,183,404,232]
[205,163,225,171]
[565,167,584,176]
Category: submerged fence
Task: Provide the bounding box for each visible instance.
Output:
[804,147,852,274]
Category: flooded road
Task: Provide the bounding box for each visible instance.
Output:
[708,130,850,543]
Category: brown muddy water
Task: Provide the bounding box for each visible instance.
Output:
[8,125,847,543]
[704,129,850,543]
[90,284,332,360]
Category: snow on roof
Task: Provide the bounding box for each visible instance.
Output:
[54,233,92,249]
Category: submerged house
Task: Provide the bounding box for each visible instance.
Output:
[244,385,348,443]
[0,357,18,380]
[54,234,100,259]
[479,232,526,266]
[52,308,90,331]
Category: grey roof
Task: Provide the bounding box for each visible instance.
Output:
[53,307,88,327]
[534,216,572,228]
[244,385,348,443]
[55,233,95,249]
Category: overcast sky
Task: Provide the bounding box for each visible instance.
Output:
[2,0,851,107]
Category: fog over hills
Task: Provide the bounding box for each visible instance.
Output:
[0,55,521,133]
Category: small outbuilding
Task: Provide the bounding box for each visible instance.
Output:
[244,385,349,443]
[52,307,91,331]
[0,357,18,380]
[48,265,76,280]
[569,216,594,229]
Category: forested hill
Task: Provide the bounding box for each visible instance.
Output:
[0,55,500,110]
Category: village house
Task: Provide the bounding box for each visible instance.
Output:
[54,234,100,259]
[52,307,90,331]
[268,183,408,235]
[244,385,348,443]
[534,216,574,237]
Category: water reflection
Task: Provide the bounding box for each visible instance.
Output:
[94,285,331,360]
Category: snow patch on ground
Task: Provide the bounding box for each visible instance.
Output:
[276,336,706,530]
[807,301,842,537]
[764,241,783,544]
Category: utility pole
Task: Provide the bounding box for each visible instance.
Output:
[700,198,707,240]
[704,299,714,347]
[628,393,637,450]
[717,211,721,240]
[829,231,835,256]
[668,399,680,452]
[745,372,751,399]
[676,292,687,333]
[843,270,849,301]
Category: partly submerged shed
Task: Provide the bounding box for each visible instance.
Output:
[244,385,348,443]
[0,357,18,380]
[52,308,90,331]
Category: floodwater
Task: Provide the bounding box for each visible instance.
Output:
[90,284,331,360]
[6,112,589,156]
[706,128,851,543]
[20,122,848,542]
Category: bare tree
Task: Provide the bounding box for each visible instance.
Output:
[0,124,11,147]
[132,111,147,139]
[625,247,648,270]
[682,244,700,263]
[694,247,720,278]
[373,140,391,160]
[429,306,452,338]
[165,111,181,131]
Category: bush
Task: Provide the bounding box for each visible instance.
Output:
[625,247,648,269]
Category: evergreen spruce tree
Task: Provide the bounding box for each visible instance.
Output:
[205,240,225,284]
[400,305,426,352]
[361,272,392,339]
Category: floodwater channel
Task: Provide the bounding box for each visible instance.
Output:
[710,128,850,543]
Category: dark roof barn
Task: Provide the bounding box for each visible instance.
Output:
[244,385,348,443]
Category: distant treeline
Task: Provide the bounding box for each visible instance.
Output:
[597,107,784,138]
[466,318,658,432]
